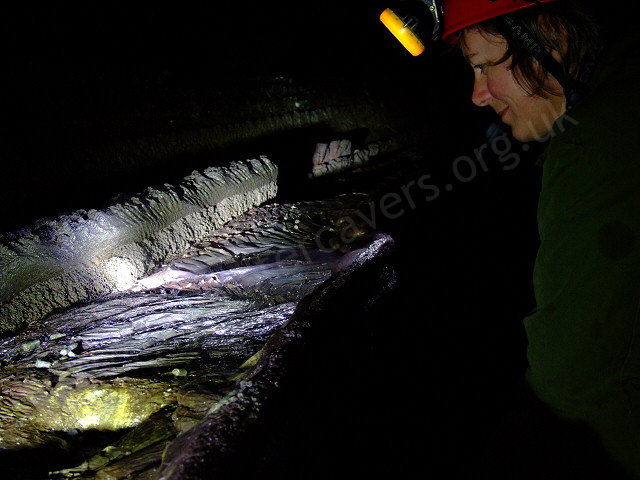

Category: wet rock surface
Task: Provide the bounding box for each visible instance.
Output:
[0,192,395,479]
[0,158,278,336]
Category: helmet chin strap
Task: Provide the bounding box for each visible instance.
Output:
[502,13,592,109]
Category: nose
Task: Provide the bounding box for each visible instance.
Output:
[471,74,492,107]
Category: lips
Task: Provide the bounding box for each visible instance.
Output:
[497,107,509,118]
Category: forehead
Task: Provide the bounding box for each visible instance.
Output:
[460,28,508,62]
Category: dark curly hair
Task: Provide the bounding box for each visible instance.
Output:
[458,0,602,98]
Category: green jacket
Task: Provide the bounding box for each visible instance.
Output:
[523,30,640,476]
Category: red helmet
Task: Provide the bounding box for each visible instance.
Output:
[442,0,558,43]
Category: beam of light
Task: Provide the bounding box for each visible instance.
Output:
[103,257,139,291]
[130,267,207,291]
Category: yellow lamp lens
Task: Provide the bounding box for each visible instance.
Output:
[380,8,425,56]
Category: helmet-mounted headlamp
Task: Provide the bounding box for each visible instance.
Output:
[380,0,588,108]
[379,0,444,56]
[380,0,560,56]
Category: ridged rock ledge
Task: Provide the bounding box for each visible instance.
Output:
[0,157,277,336]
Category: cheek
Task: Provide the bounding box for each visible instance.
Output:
[485,71,510,99]
[486,66,522,102]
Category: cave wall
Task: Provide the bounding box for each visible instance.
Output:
[0,2,485,336]
[1,1,475,233]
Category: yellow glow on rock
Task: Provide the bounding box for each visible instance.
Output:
[33,378,176,433]
[380,8,425,56]
[68,387,139,430]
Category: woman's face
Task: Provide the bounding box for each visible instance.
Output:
[461,28,566,142]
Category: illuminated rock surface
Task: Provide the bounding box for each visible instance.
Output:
[0,192,395,479]
[0,158,278,336]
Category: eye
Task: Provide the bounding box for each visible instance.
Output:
[473,64,487,75]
